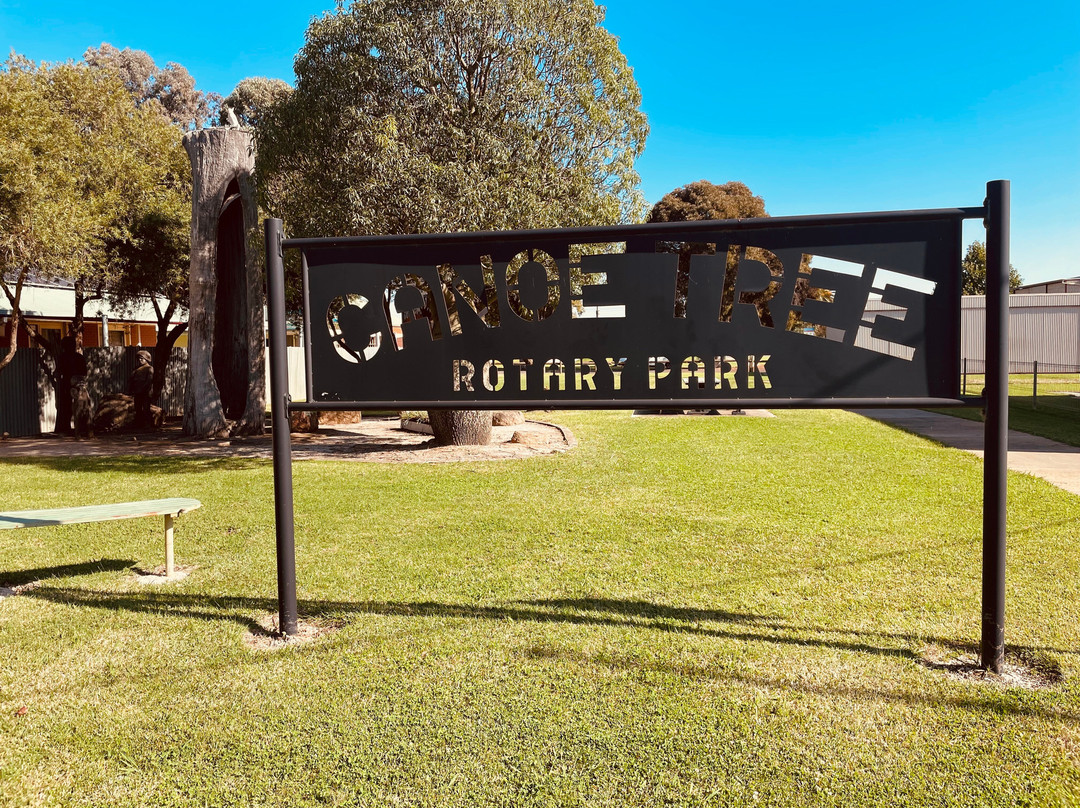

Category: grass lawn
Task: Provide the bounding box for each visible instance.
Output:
[2,410,1080,806]
[947,373,1080,447]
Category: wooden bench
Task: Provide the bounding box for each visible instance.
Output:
[0,498,202,579]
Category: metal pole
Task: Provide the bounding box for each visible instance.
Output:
[981,180,1010,673]
[1032,360,1038,410]
[265,218,299,636]
[963,357,967,396]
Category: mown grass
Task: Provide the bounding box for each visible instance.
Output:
[949,373,1080,447]
[2,410,1080,807]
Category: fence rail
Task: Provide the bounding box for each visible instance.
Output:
[961,357,1080,416]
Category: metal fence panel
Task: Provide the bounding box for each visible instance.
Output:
[960,293,1080,368]
[0,351,42,437]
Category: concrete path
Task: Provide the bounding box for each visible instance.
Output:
[854,409,1080,497]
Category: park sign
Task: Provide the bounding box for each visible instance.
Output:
[293,213,963,408]
[265,181,1011,673]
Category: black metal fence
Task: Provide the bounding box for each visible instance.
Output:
[961,357,1080,415]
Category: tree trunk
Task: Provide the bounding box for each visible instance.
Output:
[57,280,94,433]
[182,126,264,437]
[0,306,18,375]
[428,409,492,445]
[0,271,25,375]
[151,323,188,402]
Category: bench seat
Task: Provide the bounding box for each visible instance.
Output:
[0,497,202,578]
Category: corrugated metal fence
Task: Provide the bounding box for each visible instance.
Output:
[960,293,1080,373]
[0,347,188,437]
[1,346,306,437]
[0,350,45,437]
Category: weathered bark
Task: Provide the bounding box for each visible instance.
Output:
[428,409,492,445]
[182,126,265,437]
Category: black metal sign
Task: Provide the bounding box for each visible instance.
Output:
[295,213,964,408]
[265,184,1010,673]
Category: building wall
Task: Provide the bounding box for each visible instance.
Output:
[829,293,1080,371]
[0,281,186,349]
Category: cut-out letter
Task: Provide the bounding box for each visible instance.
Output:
[326,294,382,363]
[682,356,706,390]
[506,249,561,322]
[482,360,505,392]
[649,356,671,390]
[543,359,566,391]
[453,359,476,392]
[575,358,597,391]
[746,354,771,390]
[715,356,738,390]
[512,358,534,391]
[605,357,627,391]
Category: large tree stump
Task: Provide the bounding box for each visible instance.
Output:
[182,126,265,437]
[428,409,492,445]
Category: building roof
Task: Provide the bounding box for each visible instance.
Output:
[0,280,185,325]
[1015,277,1080,293]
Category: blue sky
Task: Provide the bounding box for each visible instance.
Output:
[3,0,1077,283]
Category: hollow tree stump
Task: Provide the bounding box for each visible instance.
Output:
[182,126,265,437]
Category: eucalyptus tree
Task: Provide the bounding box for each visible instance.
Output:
[83,43,219,129]
[255,0,648,443]
[0,55,189,428]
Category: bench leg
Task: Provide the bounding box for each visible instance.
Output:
[164,514,175,578]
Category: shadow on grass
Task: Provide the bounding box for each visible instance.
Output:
[0,558,136,588]
[15,587,1076,718]
[0,456,266,474]
[519,643,1075,721]
[17,587,910,656]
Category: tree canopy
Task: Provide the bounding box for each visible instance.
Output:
[0,54,190,376]
[219,77,292,129]
[647,180,767,224]
[83,44,219,129]
[961,240,1023,295]
[255,0,649,238]
[647,180,771,321]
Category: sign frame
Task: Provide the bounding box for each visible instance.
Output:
[264,180,1010,672]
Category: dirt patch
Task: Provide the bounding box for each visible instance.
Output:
[921,644,1062,689]
[244,613,340,650]
[0,581,40,601]
[0,417,575,464]
[131,565,196,585]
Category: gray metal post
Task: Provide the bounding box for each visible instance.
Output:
[981,180,1010,673]
[265,218,299,636]
[1032,360,1038,409]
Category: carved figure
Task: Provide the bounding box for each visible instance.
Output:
[130,350,154,428]
[72,377,93,438]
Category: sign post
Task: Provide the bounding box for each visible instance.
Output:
[265,218,299,636]
[981,180,1010,673]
